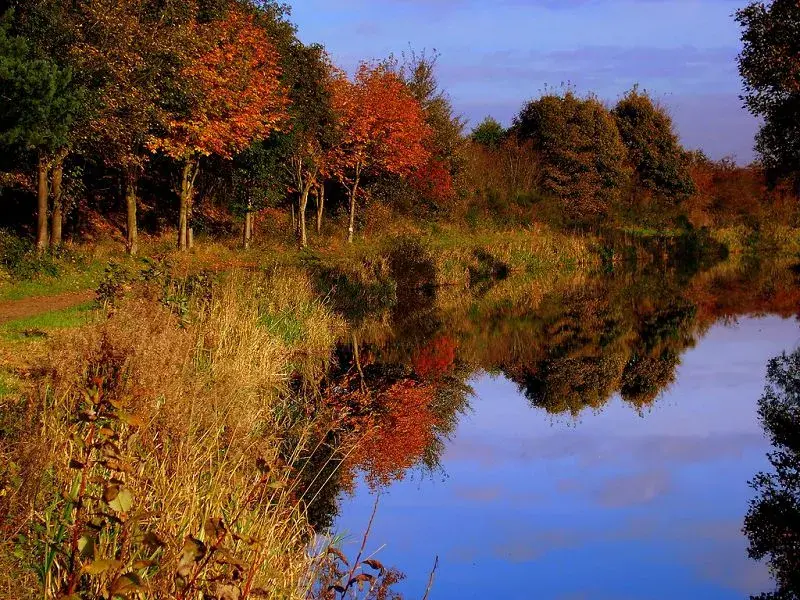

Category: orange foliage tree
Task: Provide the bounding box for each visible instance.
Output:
[152,8,288,250]
[329,63,430,243]
[345,380,439,488]
[70,0,195,255]
[410,157,456,211]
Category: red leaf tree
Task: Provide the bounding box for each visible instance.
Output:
[346,380,439,488]
[152,8,288,250]
[412,335,458,380]
[329,63,430,243]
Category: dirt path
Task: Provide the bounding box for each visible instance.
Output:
[0,290,96,325]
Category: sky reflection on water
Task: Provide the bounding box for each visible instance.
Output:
[334,316,800,599]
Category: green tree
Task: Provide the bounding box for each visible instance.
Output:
[231,138,285,248]
[0,13,82,251]
[471,116,505,148]
[612,87,695,202]
[512,91,631,225]
[401,51,464,165]
[737,1,800,188]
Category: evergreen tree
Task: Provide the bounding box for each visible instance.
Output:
[0,12,82,250]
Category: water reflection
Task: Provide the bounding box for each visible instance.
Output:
[304,250,800,597]
[744,349,800,600]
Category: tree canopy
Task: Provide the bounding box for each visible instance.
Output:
[0,16,82,155]
[512,91,631,224]
[613,87,695,200]
[471,116,506,148]
[737,0,800,187]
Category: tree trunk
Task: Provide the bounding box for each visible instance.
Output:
[316,183,325,235]
[36,152,49,252]
[243,197,253,249]
[347,173,360,244]
[50,151,66,250]
[179,156,200,251]
[298,185,311,248]
[125,167,138,255]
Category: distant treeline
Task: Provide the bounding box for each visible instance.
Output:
[0,0,796,254]
[465,90,798,231]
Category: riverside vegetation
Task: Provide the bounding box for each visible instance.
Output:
[2,0,800,598]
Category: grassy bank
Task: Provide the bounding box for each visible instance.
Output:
[0,267,349,598]
[711,224,800,257]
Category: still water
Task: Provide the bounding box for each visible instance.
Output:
[324,257,800,599]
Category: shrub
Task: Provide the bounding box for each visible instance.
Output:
[0,230,60,280]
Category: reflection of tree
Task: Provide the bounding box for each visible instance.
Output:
[307,254,800,529]
[469,270,697,415]
[744,349,800,599]
[620,298,697,406]
[307,336,471,508]
[503,285,633,415]
[343,380,441,488]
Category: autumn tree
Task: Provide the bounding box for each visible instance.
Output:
[612,88,694,202]
[737,0,800,188]
[512,91,631,225]
[68,0,195,255]
[0,12,83,251]
[329,63,430,243]
[152,7,287,251]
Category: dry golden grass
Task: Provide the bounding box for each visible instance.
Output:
[712,224,800,256]
[2,268,345,599]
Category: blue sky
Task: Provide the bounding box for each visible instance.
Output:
[290,0,759,162]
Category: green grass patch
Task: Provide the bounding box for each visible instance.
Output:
[619,226,682,238]
[0,302,97,341]
[0,260,106,301]
[259,303,319,345]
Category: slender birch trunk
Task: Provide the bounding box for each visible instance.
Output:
[243,196,253,249]
[299,185,311,248]
[347,169,361,244]
[179,156,200,251]
[316,182,325,235]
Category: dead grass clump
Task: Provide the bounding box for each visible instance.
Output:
[4,268,345,599]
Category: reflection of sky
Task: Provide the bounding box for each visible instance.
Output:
[291,0,759,161]
[334,316,800,599]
